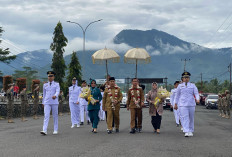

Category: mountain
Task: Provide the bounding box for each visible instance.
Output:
[0,49,52,76]
[1,29,231,85]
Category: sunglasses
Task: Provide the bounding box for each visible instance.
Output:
[91,82,96,84]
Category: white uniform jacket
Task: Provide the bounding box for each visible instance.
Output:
[42,81,60,105]
[69,85,81,104]
[170,88,177,107]
[174,82,199,107]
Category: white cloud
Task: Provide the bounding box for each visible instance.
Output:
[151,50,161,56]
[65,37,132,56]
[1,0,232,52]
[145,45,154,51]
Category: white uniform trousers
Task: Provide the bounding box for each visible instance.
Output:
[42,104,58,132]
[179,106,195,133]
[99,105,105,120]
[173,109,180,125]
[80,105,90,122]
[69,102,80,125]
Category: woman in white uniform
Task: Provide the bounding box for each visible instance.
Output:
[170,81,181,127]
[174,72,200,137]
[69,77,81,128]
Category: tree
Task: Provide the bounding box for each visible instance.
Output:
[0,27,16,76]
[50,21,68,90]
[66,51,82,86]
[64,51,82,96]
[12,66,38,91]
[220,80,229,93]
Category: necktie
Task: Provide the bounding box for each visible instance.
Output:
[50,82,52,86]
[73,86,75,89]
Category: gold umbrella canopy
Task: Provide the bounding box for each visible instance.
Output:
[124,48,151,77]
[92,47,120,77]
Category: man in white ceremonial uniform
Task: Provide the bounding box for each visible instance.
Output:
[40,71,60,135]
[99,85,105,121]
[174,72,200,137]
[79,80,90,125]
[69,77,81,128]
[170,81,181,127]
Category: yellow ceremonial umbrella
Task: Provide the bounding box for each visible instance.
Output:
[92,47,120,77]
[124,48,151,77]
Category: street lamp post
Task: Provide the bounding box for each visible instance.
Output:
[67,19,103,79]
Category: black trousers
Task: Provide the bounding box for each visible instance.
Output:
[151,113,162,130]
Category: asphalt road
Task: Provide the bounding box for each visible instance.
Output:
[0,106,231,157]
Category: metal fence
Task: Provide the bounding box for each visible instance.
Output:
[0,97,69,118]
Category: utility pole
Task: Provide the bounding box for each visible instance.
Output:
[200,73,203,92]
[164,77,168,89]
[228,63,231,94]
[181,59,190,72]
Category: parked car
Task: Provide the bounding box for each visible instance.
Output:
[200,93,208,105]
[120,92,127,108]
[0,92,6,101]
[144,94,149,107]
[163,97,171,109]
[205,95,218,109]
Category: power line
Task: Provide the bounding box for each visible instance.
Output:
[206,10,232,48]
[0,44,50,70]
[0,38,52,69]
[206,11,232,45]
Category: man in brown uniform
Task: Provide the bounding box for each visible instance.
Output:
[20,86,28,122]
[33,84,40,119]
[127,78,144,134]
[6,83,14,123]
[222,94,227,118]
[217,94,222,117]
[225,90,231,119]
[103,77,123,134]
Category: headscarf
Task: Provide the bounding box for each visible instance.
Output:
[90,79,96,90]
[151,82,158,92]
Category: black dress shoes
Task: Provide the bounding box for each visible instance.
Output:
[130,128,135,134]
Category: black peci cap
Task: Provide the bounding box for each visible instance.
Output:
[182,71,191,78]
[109,77,115,81]
[47,71,56,77]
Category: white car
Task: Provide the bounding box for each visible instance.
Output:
[0,92,6,101]
[205,95,218,109]
[120,93,127,108]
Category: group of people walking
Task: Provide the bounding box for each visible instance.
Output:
[38,70,201,138]
[5,70,229,138]
[218,90,231,119]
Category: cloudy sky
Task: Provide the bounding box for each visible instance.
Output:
[1,0,232,55]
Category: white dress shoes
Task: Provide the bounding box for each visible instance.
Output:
[53,131,58,135]
[188,132,193,137]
